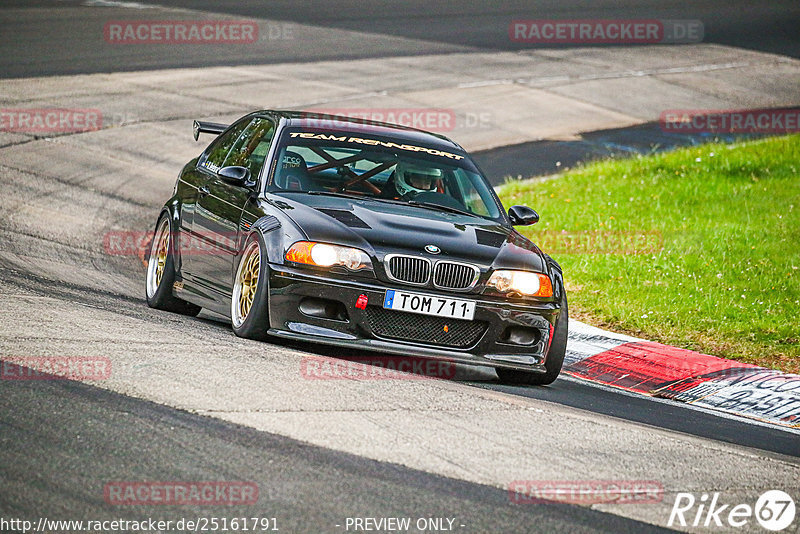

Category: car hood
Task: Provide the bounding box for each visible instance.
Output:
[266,193,547,273]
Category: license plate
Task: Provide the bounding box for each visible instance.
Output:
[383,289,475,321]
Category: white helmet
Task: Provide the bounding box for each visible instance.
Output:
[395,162,442,196]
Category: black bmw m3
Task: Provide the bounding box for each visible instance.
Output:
[146,110,568,385]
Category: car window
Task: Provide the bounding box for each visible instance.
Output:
[223,117,275,179]
[284,145,331,168]
[449,168,494,217]
[268,129,503,221]
[200,118,250,173]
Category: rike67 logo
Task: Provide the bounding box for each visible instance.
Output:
[668,490,796,531]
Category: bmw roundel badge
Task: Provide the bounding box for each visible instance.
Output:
[424,245,441,254]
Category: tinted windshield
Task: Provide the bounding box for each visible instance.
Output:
[266,128,504,221]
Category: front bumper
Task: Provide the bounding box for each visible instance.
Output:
[267,264,562,373]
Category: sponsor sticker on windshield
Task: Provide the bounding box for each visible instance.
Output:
[288,132,464,161]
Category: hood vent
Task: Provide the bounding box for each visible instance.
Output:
[475,229,505,248]
[317,208,371,229]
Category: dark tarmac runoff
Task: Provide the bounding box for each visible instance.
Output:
[0,370,673,534]
[472,122,771,185]
[0,0,798,78]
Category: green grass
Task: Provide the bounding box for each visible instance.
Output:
[497,135,800,374]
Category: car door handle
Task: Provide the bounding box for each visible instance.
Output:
[198,185,210,197]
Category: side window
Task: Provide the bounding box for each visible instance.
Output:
[200,119,250,173]
[223,118,275,179]
[450,169,498,217]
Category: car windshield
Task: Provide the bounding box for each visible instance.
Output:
[267,127,504,221]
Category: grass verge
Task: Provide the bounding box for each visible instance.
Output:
[497,134,800,374]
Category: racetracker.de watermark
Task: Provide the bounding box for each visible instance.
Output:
[104,20,259,44]
[0,108,102,134]
[300,356,457,380]
[110,230,663,260]
[524,230,663,255]
[104,230,241,259]
[1,357,111,381]
[104,481,259,505]
[299,108,492,133]
[509,19,703,44]
[509,480,664,505]
[660,108,800,134]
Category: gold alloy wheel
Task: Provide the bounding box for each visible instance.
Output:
[154,226,169,286]
[146,219,170,298]
[233,241,261,327]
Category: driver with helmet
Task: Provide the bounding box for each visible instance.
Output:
[385,161,443,199]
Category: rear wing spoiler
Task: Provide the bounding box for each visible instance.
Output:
[193,120,228,141]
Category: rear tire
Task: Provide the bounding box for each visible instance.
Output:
[231,233,270,341]
[496,295,568,386]
[145,214,202,316]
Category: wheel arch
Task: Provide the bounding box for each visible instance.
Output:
[157,197,184,274]
[231,215,282,286]
[543,252,566,307]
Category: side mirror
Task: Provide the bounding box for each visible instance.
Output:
[508,205,539,226]
[218,165,252,186]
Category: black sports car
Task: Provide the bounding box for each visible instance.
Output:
[145,110,567,385]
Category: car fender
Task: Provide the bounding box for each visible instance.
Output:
[543,253,565,304]
[231,215,282,285]
[249,215,282,262]
[150,198,183,273]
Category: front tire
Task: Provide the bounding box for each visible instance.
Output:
[231,233,270,341]
[496,295,568,386]
[145,214,202,316]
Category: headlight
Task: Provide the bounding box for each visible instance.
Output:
[285,241,372,271]
[487,270,553,297]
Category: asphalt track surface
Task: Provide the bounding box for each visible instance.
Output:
[1,374,669,534]
[1,2,799,533]
[1,0,791,183]
[147,0,800,58]
[1,0,799,79]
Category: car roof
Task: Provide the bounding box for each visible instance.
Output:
[256,110,465,153]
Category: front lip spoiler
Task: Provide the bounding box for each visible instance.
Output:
[483,353,540,365]
[266,328,547,373]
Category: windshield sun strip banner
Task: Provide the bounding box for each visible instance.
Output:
[287,132,465,161]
